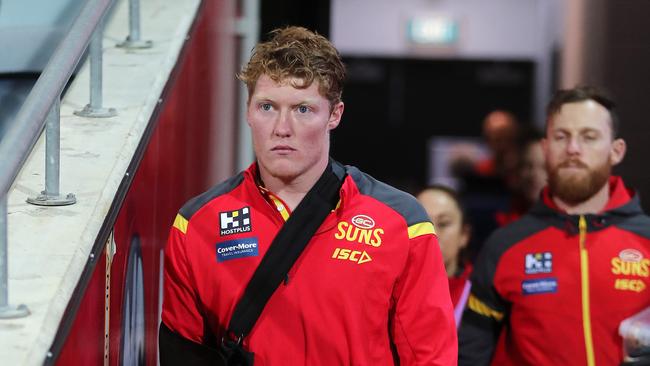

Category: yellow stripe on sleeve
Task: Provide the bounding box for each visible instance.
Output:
[467,294,504,321]
[407,221,436,239]
[173,214,189,234]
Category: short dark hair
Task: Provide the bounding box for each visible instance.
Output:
[545,86,620,138]
[416,184,471,271]
[417,184,468,226]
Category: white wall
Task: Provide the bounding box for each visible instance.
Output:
[331,0,564,125]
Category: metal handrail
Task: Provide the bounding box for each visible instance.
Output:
[0,0,119,318]
[0,0,114,197]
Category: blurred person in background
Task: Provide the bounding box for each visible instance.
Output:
[475,109,521,186]
[453,110,522,262]
[494,127,547,226]
[459,86,650,365]
[417,184,472,326]
[518,134,547,206]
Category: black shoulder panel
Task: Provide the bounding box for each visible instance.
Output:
[470,214,549,307]
[481,214,549,261]
[345,165,429,226]
[179,173,245,220]
[617,214,650,240]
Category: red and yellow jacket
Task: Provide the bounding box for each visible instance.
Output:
[162,161,457,365]
[459,176,650,366]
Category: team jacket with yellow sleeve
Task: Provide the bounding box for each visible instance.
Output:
[161,161,457,365]
[458,176,650,366]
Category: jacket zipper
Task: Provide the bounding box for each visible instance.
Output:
[579,215,596,366]
[267,193,292,285]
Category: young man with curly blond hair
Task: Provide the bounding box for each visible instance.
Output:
[159,26,456,365]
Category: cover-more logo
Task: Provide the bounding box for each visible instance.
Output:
[522,278,557,295]
[525,252,552,274]
[216,238,258,262]
[220,207,252,236]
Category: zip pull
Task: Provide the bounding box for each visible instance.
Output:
[579,215,587,249]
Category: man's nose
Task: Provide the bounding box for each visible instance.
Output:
[566,137,581,155]
[273,110,292,137]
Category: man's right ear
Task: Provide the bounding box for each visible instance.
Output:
[610,138,627,166]
[327,102,344,131]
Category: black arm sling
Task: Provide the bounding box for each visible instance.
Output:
[160,163,344,366]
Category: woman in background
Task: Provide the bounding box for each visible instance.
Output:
[417,185,472,326]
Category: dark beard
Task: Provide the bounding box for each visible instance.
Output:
[548,159,611,205]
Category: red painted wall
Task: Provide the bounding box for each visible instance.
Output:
[55,1,236,364]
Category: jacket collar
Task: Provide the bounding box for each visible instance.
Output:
[243,158,348,213]
[531,176,643,233]
[244,159,346,188]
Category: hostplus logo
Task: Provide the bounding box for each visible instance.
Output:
[525,252,552,274]
[219,207,252,236]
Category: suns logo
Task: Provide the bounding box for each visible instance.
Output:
[334,215,384,247]
[611,249,650,277]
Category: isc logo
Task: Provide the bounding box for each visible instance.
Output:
[331,247,372,264]
[615,278,646,293]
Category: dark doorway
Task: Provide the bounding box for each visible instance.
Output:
[259,0,330,39]
[331,57,535,192]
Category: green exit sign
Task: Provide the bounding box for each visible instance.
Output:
[407,16,459,45]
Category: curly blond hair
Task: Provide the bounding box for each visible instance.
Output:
[238,26,346,107]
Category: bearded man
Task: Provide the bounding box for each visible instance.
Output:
[458,86,650,366]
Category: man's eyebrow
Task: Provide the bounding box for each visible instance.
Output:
[551,126,601,133]
[252,98,279,106]
[293,98,319,105]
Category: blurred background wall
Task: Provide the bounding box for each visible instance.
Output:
[1,0,648,209]
[258,0,650,210]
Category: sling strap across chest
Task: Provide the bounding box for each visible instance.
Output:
[227,161,344,340]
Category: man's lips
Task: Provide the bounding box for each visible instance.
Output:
[559,160,588,169]
[271,145,296,152]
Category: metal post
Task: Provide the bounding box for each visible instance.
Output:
[74,20,117,118]
[236,0,260,171]
[0,195,30,318]
[116,0,152,49]
[27,100,76,206]
[129,0,141,41]
[46,101,61,197]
